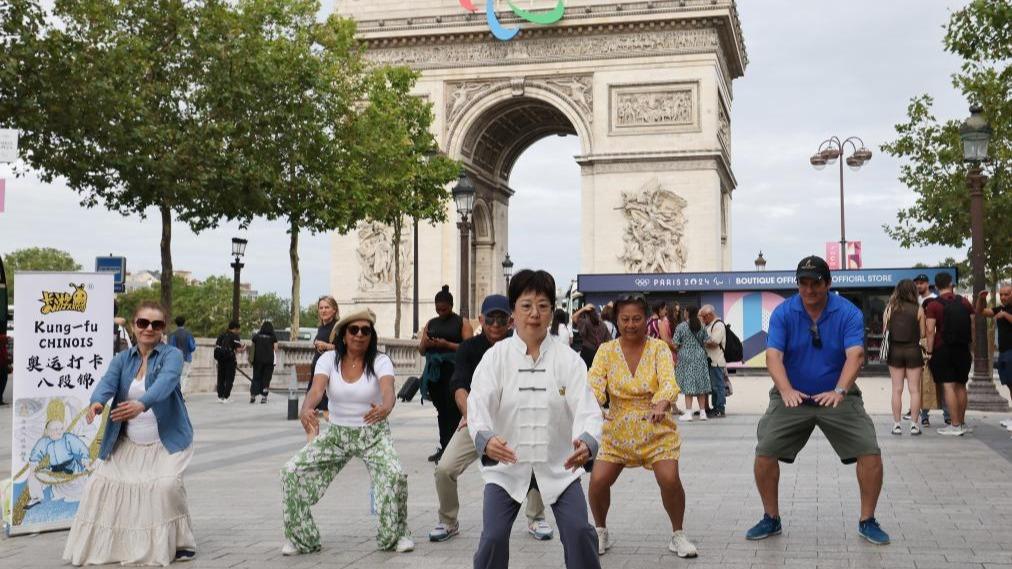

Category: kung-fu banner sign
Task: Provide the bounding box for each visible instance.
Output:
[7,272,112,535]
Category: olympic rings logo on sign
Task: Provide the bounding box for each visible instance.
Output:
[634,278,650,288]
[459,0,566,41]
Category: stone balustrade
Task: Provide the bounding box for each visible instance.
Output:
[184,337,422,395]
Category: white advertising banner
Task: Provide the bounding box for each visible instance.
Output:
[7,273,113,535]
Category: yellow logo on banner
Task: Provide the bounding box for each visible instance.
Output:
[39,283,89,315]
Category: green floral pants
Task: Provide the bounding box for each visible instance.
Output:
[280,421,408,552]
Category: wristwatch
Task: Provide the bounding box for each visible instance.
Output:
[833,387,847,396]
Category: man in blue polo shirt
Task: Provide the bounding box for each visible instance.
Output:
[746,256,889,545]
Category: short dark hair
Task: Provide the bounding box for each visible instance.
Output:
[508,269,556,309]
[174,316,186,327]
[652,300,667,316]
[935,272,953,290]
[227,319,240,330]
[615,294,649,317]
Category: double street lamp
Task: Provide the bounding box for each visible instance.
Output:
[230,237,248,325]
[810,136,872,268]
[452,172,476,318]
[959,106,1007,411]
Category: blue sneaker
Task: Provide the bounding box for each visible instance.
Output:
[858,517,890,545]
[745,513,782,540]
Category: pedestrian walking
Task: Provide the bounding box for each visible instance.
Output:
[587,294,698,558]
[912,274,949,426]
[925,272,975,436]
[64,301,196,565]
[280,308,413,555]
[699,305,728,418]
[746,255,889,546]
[419,285,474,463]
[551,308,573,348]
[975,284,1012,434]
[309,296,340,432]
[213,320,243,403]
[250,320,278,404]
[467,269,603,569]
[429,295,554,544]
[572,305,611,368]
[672,306,711,421]
[167,316,196,394]
[882,279,926,436]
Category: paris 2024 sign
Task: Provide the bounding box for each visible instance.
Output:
[459,0,565,41]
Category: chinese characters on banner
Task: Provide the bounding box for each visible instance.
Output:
[825,241,863,270]
[8,273,112,535]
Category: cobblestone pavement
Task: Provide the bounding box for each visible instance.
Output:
[2,376,1011,568]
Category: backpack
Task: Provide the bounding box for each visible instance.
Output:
[887,303,919,343]
[716,320,744,363]
[939,296,972,346]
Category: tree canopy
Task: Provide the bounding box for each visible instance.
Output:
[2,247,82,300]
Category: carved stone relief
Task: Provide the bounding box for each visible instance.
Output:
[610,82,698,134]
[617,179,689,273]
[446,80,497,126]
[357,220,412,293]
[542,76,592,117]
[717,98,730,151]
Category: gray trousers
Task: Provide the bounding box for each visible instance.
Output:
[474,479,600,569]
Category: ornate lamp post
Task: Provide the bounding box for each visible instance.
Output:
[230,237,248,325]
[754,251,767,272]
[502,253,514,289]
[810,136,872,269]
[452,173,475,318]
[959,106,1007,411]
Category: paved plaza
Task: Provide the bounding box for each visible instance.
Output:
[1,376,1011,569]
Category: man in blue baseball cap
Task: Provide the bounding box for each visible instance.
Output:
[428,294,554,543]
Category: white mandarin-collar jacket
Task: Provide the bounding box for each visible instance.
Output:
[467,332,604,505]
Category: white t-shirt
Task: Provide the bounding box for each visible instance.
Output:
[126,377,160,445]
[553,324,572,347]
[314,352,395,427]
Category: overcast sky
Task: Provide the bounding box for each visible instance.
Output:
[0,0,972,304]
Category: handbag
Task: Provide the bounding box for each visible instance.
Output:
[879,306,891,364]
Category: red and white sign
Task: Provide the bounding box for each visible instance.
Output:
[826,241,862,269]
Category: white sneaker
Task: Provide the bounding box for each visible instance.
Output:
[1000,418,1011,428]
[1006,423,1012,432]
[698,412,708,421]
[937,424,966,436]
[395,536,415,553]
[281,540,299,556]
[595,526,612,555]
[428,522,459,542]
[528,519,554,540]
[678,411,694,422]
[217,398,225,404]
[910,423,922,436]
[891,423,902,435]
[668,530,698,558]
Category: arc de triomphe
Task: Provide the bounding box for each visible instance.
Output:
[330,0,747,336]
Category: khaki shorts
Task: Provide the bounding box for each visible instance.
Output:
[756,388,880,465]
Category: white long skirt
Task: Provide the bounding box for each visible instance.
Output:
[63,439,195,567]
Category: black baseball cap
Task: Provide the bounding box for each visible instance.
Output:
[913,273,930,283]
[796,255,831,282]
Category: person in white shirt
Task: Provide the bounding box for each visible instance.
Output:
[468,269,604,569]
[280,308,414,556]
[551,308,573,347]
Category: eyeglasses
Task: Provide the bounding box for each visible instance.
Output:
[516,301,553,314]
[809,323,822,349]
[346,325,373,337]
[484,313,509,327]
[134,319,166,331]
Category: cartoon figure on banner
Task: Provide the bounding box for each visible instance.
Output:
[11,397,107,526]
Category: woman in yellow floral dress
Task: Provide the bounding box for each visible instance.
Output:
[587,295,698,559]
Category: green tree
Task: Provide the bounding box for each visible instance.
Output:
[2,0,252,314]
[2,247,82,299]
[881,0,1011,289]
[356,66,460,337]
[206,0,372,334]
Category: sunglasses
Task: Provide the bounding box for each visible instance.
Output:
[485,313,509,327]
[809,323,822,349]
[134,319,166,331]
[346,325,373,337]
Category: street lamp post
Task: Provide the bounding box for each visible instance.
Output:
[502,253,514,290]
[959,106,1008,412]
[230,237,248,325]
[452,173,475,318]
[754,251,767,272]
[810,136,872,269]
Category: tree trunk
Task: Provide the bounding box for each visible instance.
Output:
[289,219,301,334]
[159,204,173,315]
[392,217,402,339]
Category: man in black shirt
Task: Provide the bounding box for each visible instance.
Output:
[976,285,1012,431]
[214,320,244,403]
[428,294,553,543]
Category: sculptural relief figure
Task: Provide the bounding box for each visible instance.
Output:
[357,221,413,292]
[545,76,592,116]
[618,179,689,273]
[616,90,693,127]
[447,81,493,124]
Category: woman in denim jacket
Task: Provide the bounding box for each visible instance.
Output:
[64,300,196,566]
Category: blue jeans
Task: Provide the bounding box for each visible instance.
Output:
[708,366,726,413]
